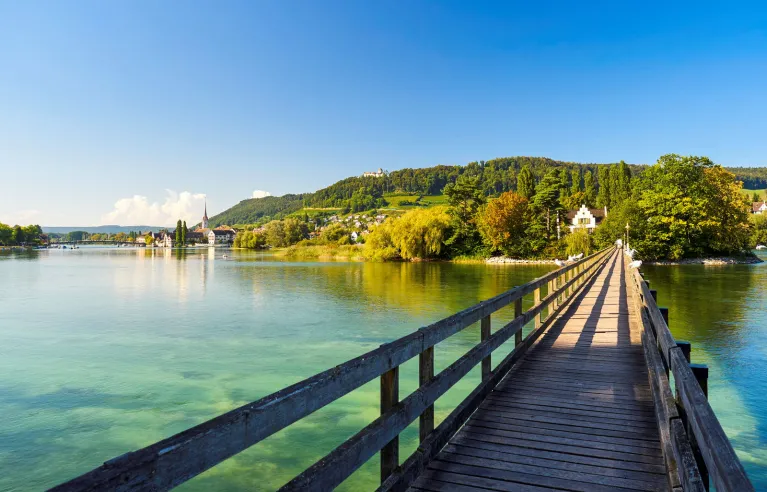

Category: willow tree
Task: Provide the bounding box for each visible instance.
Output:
[364,207,451,260]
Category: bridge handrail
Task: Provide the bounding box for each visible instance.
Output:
[628,264,753,492]
[52,248,613,492]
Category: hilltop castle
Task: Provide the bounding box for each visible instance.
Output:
[363,168,384,178]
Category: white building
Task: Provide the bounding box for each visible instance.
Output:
[208,229,235,245]
[566,205,607,234]
[350,231,359,242]
[363,168,384,178]
[154,232,173,248]
[753,201,767,214]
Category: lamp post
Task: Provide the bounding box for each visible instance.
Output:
[625,222,630,250]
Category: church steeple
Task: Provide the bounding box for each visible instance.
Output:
[202,198,209,229]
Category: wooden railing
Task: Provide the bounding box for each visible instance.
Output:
[628,260,753,492]
[52,248,613,492]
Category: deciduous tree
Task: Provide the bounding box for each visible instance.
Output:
[477,192,529,256]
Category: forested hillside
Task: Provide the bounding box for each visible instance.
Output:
[208,156,766,227]
[208,194,307,227]
[727,167,767,189]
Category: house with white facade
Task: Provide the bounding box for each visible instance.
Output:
[154,232,173,248]
[566,205,607,234]
[753,201,767,214]
[208,229,235,245]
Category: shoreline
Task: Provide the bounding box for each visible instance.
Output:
[236,246,764,266]
[646,255,763,265]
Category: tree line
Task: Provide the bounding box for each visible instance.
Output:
[209,155,764,228]
[362,154,756,261]
[0,223,43,246]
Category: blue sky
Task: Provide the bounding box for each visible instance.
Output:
[1,1,766,226]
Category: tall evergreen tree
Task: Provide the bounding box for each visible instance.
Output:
[570,169,582,196]
[532,170,562,240]
[618,160,632,202]
[558,168,571,207]
[583,170,596,207]
[608,165,621,208]
[596,166,611,209]
[182,221,187,246]
[443,175,486,255]
[175,220,182,244]
[517,165,536,199]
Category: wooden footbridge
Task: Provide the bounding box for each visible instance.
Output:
[53,248,752,491]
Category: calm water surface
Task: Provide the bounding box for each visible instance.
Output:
[643,253,767,487]
[1,248,765,490]
[0,247,553,491]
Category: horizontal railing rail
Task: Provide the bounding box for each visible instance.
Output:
[628,261,753,492]
[52,247,613,492]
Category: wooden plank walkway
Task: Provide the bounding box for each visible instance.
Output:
[411,251,670,492]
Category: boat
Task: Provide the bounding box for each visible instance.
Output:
[757,244,767,250]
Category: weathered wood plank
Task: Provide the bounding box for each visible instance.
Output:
[481,315,491,381]
[426,459,634,492]
[419,347,435,442]
[465,418,661,449]
[442,443,665,483]
[436,451,666,491]
[460,423,663,458]
[671,348,753,492]
[411,469,555,492]
[381,366,400,483]
[451,436,667,474]
[474,408,660,437]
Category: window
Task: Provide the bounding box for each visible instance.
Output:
[578,217,590,225]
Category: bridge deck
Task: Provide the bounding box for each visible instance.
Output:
[411,252,669,492]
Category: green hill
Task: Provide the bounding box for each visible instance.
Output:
[208,157,767,227]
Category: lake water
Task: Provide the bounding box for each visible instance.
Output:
[0,248,765,490]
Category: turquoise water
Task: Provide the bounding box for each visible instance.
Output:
[642,251,767,488]
[0,247,554,491]
[2,247,765,490]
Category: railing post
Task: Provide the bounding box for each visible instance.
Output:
[481,315,491,381]
[677,341,691,363]
[514,297,523,346]
[418,347,434,442]
[659,307,669,326]
[534,287,541,329]
[380,366,399,483]
[690,363,709,398]
[547,279,554,316]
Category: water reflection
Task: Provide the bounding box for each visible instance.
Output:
[643,255,767,487]
[5,247,765,489]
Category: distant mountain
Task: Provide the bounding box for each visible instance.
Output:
[43,225,166,234]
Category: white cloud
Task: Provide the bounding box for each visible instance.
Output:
[0,209,41,225]
[101,190,207,226]
[252,190,272,199]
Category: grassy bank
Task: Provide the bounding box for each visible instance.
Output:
[273,244,365,260]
